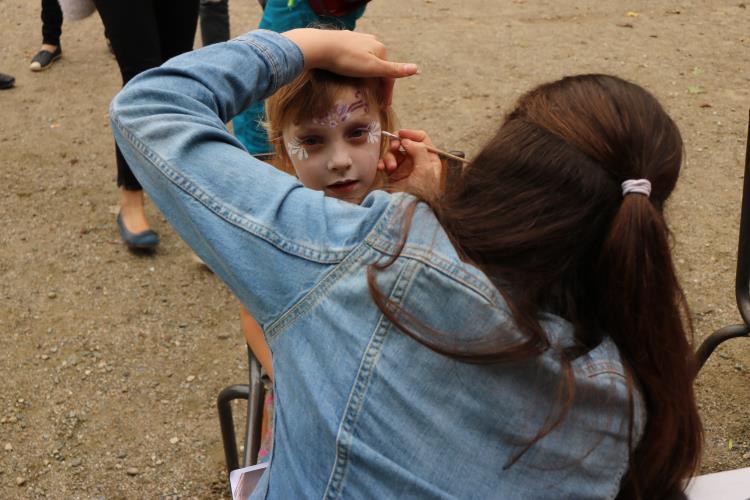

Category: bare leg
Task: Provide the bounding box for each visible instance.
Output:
[240,305,274,380]
[119,188,152,234]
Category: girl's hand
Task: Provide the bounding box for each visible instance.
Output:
[382,129,442,199]
[281,28,418,108]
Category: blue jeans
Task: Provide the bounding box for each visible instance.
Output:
[233,0,366,154]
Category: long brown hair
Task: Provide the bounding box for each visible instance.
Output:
[369,74,702,498]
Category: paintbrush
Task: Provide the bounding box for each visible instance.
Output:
[381,130,470,165]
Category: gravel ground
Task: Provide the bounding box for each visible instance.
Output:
[1,0,750,497]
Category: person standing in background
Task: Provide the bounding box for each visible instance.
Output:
[92,0,200,250]
[30,0,64,71]
[199,0,231,46]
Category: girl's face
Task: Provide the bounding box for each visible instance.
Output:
[282,87,382,203]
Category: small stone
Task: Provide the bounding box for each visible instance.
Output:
[71,458,82,467]
[126,467,139,476]
[4,442,13,451]
[743,452,750,459]
[116,451,127,459]
[47,292,57,299]
[186,375,195,382]
[169,437,179,445]
[216,333,230,340]
[16,477,26,486]
[41,354,49,360]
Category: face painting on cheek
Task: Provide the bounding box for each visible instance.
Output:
[286,136,308,161]
[366,121,381,144]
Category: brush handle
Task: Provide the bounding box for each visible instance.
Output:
[382,130,470,165]
[424,145,470,165]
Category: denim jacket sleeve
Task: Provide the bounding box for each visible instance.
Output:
[109,30,392,326]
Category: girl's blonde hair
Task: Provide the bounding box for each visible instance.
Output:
[265,69,395,185]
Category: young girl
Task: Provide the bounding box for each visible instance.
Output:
[239,68,400,459]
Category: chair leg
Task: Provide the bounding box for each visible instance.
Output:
[695,324,750,374]
[243,347,266,467]
[217,384,250,475]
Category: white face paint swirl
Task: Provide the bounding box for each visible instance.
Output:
[286,136,308,161]
[366,121,381,144]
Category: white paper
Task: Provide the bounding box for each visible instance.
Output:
[229,462,269,499]
[685,466,750,500]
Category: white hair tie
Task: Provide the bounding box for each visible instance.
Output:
[621,179,651,198]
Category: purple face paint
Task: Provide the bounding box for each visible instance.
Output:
[312,90,369,128]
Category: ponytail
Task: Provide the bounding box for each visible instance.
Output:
[599,192,702,498]
[368,74,703,496]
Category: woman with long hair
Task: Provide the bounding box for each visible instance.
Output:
[109,29,701,498]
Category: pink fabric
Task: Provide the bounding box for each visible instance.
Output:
[257,391,274,461]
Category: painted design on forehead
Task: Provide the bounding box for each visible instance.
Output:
[286,136,308,161]
[312,90,370,128]
[366,121,381,144]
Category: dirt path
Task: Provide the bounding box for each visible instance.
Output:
[1,0,749,497]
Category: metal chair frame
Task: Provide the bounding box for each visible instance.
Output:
[695,112,750,371]
[217,347,266,473]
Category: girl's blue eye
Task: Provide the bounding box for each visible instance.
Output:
[349,128,368,140]
[301,136,322,146]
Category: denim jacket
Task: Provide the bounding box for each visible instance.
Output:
[110,30,644,499]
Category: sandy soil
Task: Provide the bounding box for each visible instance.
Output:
[1,0,749,497]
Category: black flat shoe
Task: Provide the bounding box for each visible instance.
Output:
[117,213,160,251]
[0,73,14,90]
[30,46,62,72]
